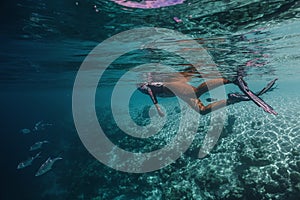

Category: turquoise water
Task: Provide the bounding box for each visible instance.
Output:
[1,0,300,199]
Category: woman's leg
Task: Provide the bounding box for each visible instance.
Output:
[195,78,232,97]
[185,98,231,115]
[165,80,236,115]
[165,79,231,100]
[164,81,197,98]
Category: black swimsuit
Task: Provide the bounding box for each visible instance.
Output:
[138,82,175,104]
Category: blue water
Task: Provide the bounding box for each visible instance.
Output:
[1,0,300,199]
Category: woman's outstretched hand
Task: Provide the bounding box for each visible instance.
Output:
[155,104,165,117]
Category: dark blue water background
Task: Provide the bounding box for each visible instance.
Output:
[1,0,300,199]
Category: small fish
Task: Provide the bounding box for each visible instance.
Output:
[20,128,31,134]
[32,121,52,132]
[32,121,44,132]
[17,152,41,170]
[29,140,49,151]
[35,156,62,176]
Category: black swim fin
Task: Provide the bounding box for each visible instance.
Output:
[234,76,278,115]
[257,78,278,96]
[229,78,278,100]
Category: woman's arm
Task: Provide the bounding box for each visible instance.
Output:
[147,86,165,117]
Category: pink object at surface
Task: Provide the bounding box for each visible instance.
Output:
[112,0,185,9]
[173,17,182,23]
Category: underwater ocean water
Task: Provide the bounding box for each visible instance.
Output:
[1,0,300,199]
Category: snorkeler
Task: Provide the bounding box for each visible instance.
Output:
[137,69,278,116]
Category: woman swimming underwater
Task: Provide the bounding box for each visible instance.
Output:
[137,68,278,116]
